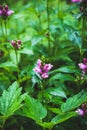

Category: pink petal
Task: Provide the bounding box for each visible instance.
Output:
[78,63,87,70]
[41,73,49,79]
[0,10,2,15]
[7,10,14,16]
[83,58,87,64]
[37,59,42,67]
[71,0,81,2]
[33,67,42,74]
[76,109,84,116]
[43,64,53,72]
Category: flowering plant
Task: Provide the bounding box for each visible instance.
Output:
[0,4,14,20]
[11,40,22,49]
[0,1,87,130]
[33,59,53,79]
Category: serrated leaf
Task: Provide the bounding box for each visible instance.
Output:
[22,95,47,122]
[0,81,27,118]
[38,112,76,129]
[51,112,76,124]
[61,90,87,112]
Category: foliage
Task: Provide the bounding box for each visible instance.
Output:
[0,0,87,130]
[0,81,27,129]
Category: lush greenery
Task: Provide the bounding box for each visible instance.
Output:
[0,0,87,130]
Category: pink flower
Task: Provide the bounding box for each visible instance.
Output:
[11,40,22,49]
[33,59,53,79]
[78,58,87,76]
[0,11,2,15]
[43,64,53,72]
[0,4,14,19]
[76,109,84,116]
[83,58,87,64]
[33,67,42,74]
[78,63,87,71]
[37,59,42,67]
[76,103,87,116]
[41,73,49,79]
[71,0,82,2]
[7,10,14,16]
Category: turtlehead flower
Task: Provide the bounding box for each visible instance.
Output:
[11,40,22,49]
[76,103,87,116]
[76,109,84,116]
[78,63,87,71]
[0,4,14,20]
[41,73,49,79]
[37,59,42,67]
[43,64,53,73]
[71,0,82,2]
[33,59,53,79]
[78,58,87,75]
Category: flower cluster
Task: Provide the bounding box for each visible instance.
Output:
[76,103,87,116]
[33,59,53,79]
[71,0,82,2]
[11,40,22,49]
[0,4,14,20]
[71,0,87,3]
[78,58,87,76]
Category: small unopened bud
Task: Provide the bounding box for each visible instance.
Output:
[5,5,8,11]
[17,40,21,45]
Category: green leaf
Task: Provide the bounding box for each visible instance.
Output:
[51,112,76,125]
[38,122,54,129]
[47,87,67,98]
[61,90,87,112]
[50,73,75,82]
[48,108,61,114]
[56,66,76,73]
[0,62,17,68]
[18,48,33,55]
[10,50,20,64]
[0,81,27,118]
[31,35,43,45]
[38,112,76,128]
[22,96,47,122]
[51,66,77,74]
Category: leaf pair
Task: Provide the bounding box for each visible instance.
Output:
[22,95,76,129]
[22,90,87,129]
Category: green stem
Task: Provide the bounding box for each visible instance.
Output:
[15,50,20,81]
[4,20,8,41]
[46,0,51,54]
[1,20,4,39]
[1,119,6,130]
